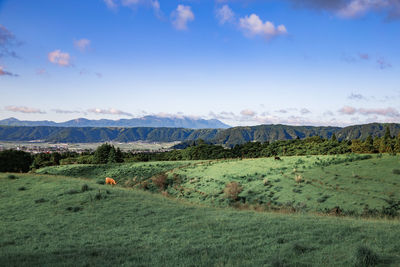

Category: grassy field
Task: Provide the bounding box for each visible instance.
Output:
[38,154,400,216]
[165,154,400,215]
[36,161,192,186]
[1,172,400,266]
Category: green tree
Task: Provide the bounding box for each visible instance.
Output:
[31,153,52,169]
[395,134,400,153]
[373,137,381,152]
[108,146,117,163]
[364,135,374,153]
[115,147,124,163]
[93,143,112,164]
[384,126,392,140]
[379,137,387,153]
[50,152,61,165]
[351,139,363,153]
[331,133,337,142]
[0,150,32,173]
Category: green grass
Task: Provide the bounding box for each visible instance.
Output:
[36,161,192,186]
[37,154,400,216]
[1,173,400,266]
[164,154,400,215]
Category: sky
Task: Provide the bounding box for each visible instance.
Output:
[0,0,400,127]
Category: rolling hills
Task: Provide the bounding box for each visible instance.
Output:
[0,122,400,145]
[0,116,230,129]
[37,154,400,215]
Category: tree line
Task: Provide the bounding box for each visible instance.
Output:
[1,126,399,173]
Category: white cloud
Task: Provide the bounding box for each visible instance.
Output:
[240,109,257,117]
[171,5,195,30]
[74,39,91,52]
[337,0,373,18]
[5,106,46,114]
[239,14,287,39]
[338,106,357,115]
[48,50,71,67]
[216,5,235,24]
[87,108,133,117]
[338,106,400,118]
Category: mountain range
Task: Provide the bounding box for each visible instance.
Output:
[0,123,399,146]
[0,116,230,129]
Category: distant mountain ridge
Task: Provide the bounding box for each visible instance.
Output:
[0,116,230,129]
[0,123,399,146]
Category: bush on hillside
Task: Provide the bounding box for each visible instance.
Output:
[81,184,90,192]
[152,174,168,190]
[224,181,243,201]
[354,246,379,266]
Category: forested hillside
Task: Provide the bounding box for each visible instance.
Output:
[0,123,399,145]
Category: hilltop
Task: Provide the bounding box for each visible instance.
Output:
[0,116,230,129]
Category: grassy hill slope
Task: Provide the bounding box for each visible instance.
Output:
[1,173,400,266]
[36,161,191,186]
[166,154,400,214]
[38,155,400,215]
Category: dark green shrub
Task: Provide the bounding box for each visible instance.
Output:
[35,198,47,203]
[393,169,400,175]
[7,174,17,179]
[292,243,312,254]
[95,191,105,200]
[277,238,285,244]
[66,189,80,195]
[81,184,90,192]
[270,257,287,267]
[18,186,26,191]
[66,206,83,212]
[354,246,378,266]
[317,195,330,203]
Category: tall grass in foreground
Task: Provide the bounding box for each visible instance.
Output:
[1,173,400,266]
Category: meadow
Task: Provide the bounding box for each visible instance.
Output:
[1,172,400,266]
[37,161,191,186]
[37,154,400,217]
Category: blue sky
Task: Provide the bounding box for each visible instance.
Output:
[0,0,399,126]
